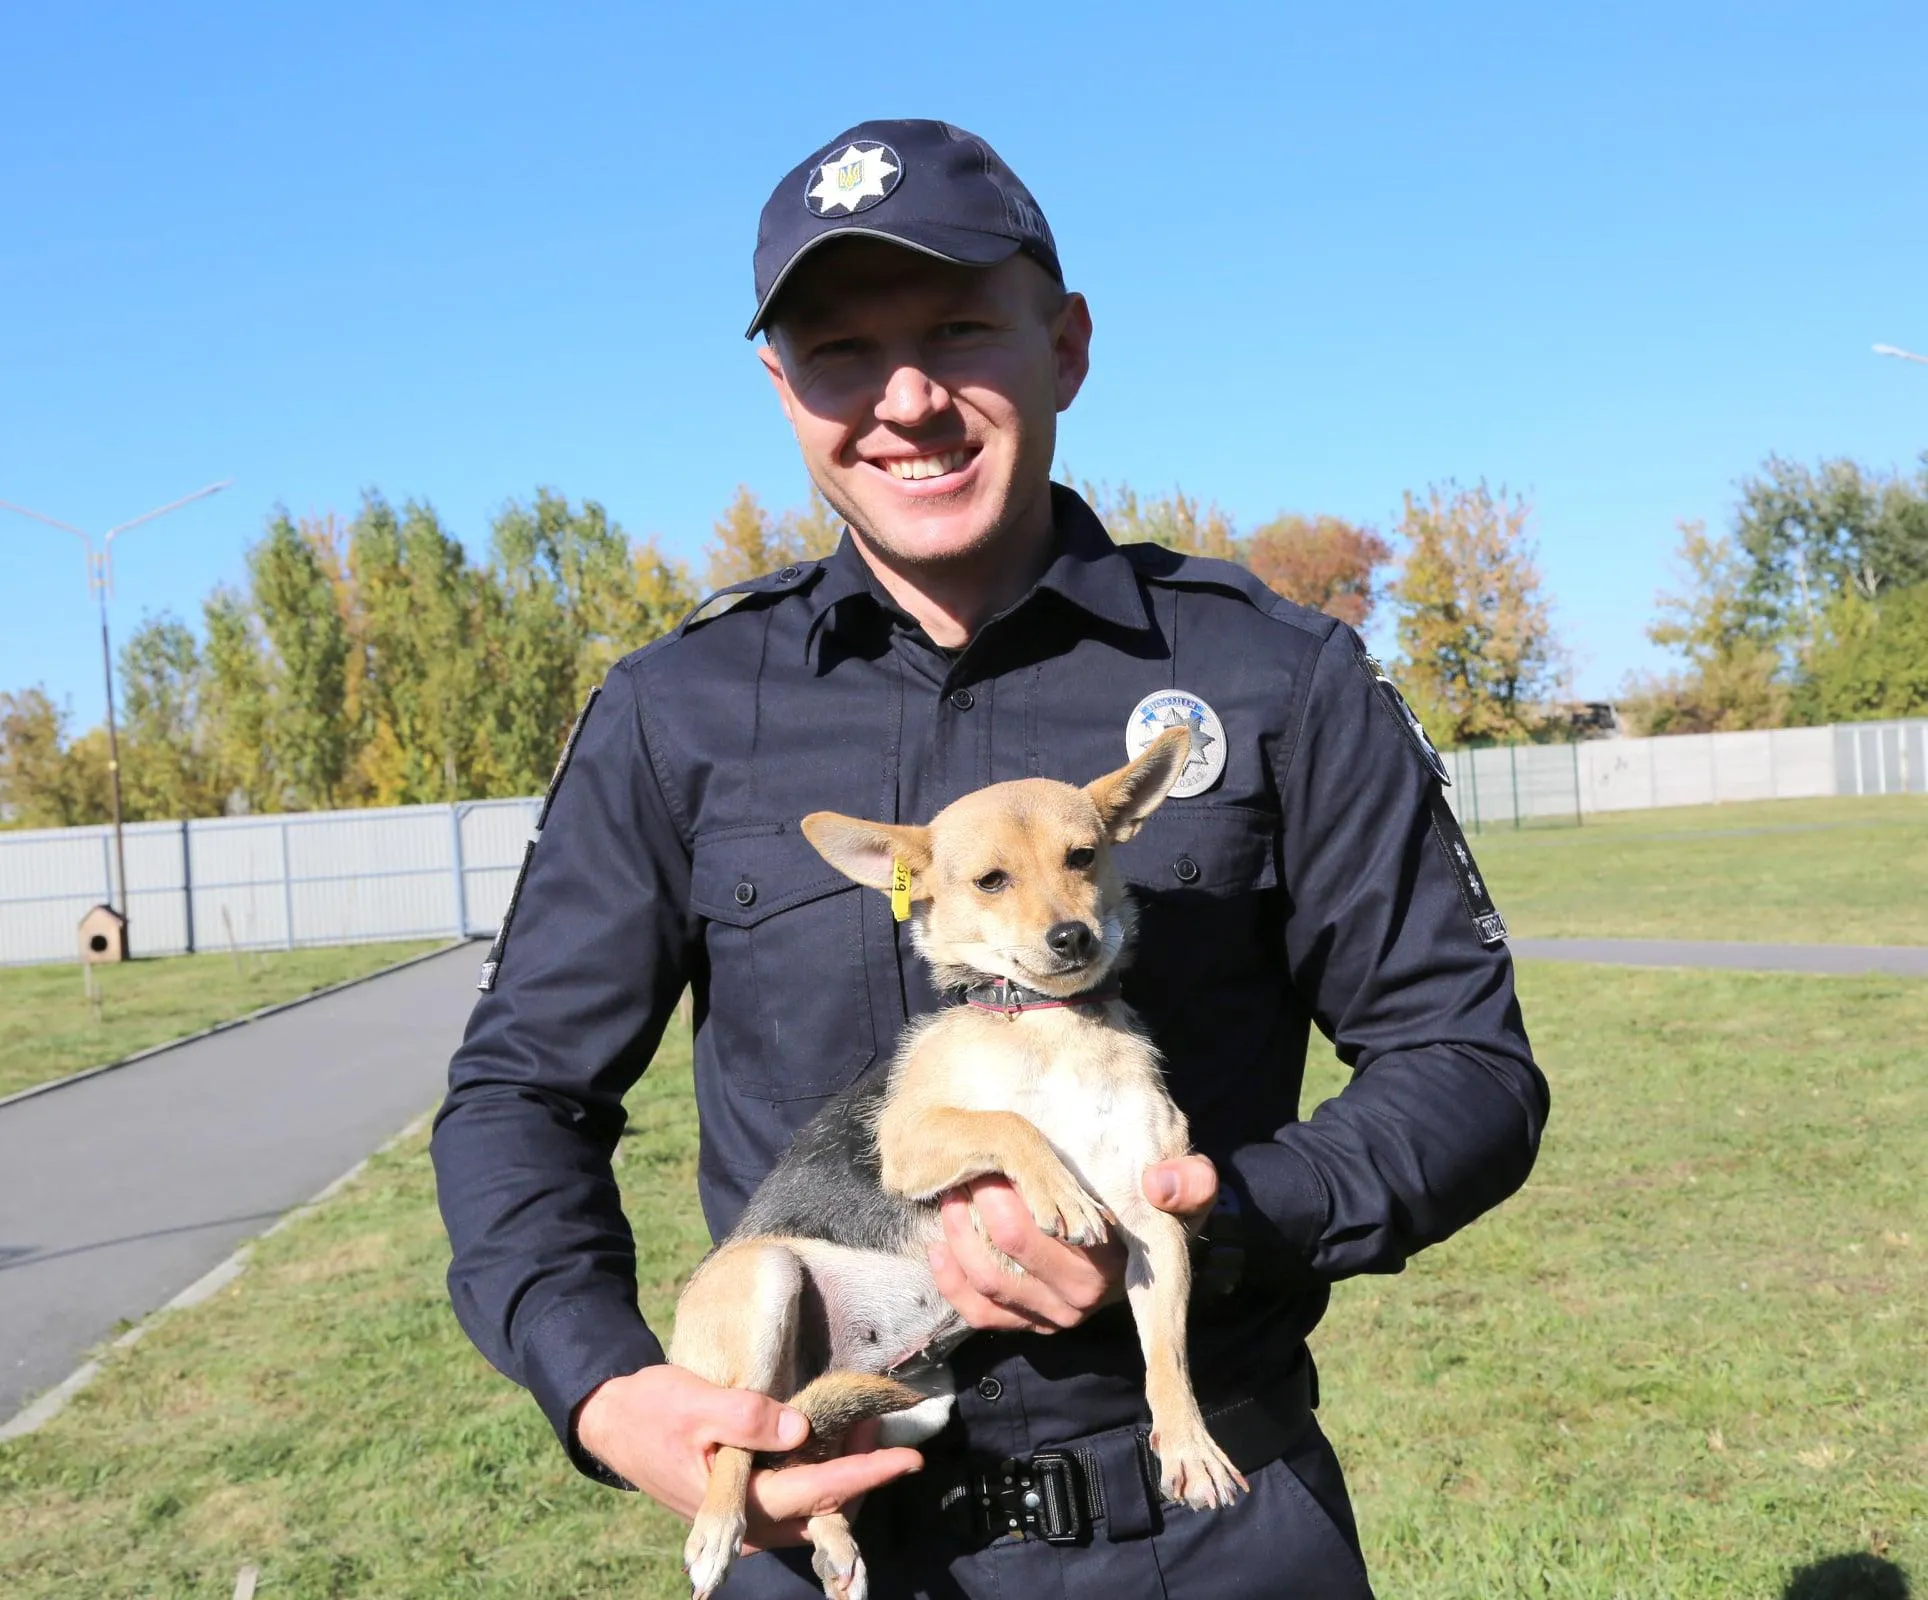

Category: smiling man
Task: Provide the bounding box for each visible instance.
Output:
[433,119,1548,1599]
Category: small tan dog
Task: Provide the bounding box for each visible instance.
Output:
[668,726,1243,1600]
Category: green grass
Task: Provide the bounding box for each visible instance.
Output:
[1472,794,1928,946]
[3,965,1922,1598]
[0,941,449,1100]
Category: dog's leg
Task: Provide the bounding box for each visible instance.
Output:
[879,1105,1110,1247]
[806,1510,868,1600]
[1120,1208,1246,1511]
[669,1239,805,1600]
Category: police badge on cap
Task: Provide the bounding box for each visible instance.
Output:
[804,142,901,216]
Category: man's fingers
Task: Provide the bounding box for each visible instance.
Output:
[928,1238,1053,1332]
[968,1184,1117,1309]
[1143,1154,1219,1218]
[937,1196,1091,1330]
[749,1448,925,1527]
[708,1387,810,1453]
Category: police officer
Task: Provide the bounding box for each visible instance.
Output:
[433,119,1548,1598]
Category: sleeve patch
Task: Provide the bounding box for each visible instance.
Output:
[1360,653,1451,785]
[1427,787,1508,946]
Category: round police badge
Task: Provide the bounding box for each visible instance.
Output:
[804,142,902,217]
[1125,690,1227,799]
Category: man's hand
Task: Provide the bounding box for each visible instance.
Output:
[928,1155,1219,1333]
[574,1364,923,1550]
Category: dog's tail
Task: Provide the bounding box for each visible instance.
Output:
[759,1371,929,1466]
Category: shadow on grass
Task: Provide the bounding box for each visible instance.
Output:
[1784,1553,1910,1600]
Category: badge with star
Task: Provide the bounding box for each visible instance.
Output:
[1125,690,1227,799]
[804,141,902,216]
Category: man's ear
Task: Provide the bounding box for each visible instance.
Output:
[757,340,797,426]
[801,813,933,892]
[1083,725,1193,843]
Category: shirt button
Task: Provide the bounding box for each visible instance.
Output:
[733,881,756,907]
[975,1376,1003,1401]
[1172,856,1201,884]
[949,687,975,711]
[777,565,801,583]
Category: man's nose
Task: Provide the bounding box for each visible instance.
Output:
[1045,921,1097,964]
[876,361,951,427]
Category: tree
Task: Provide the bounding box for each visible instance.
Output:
[1800,584,1928,723]
[0,688,110,827]
[1079,481,1241,560]
[201,586,275,813]
[1618,521,1789,735]
[1244,514,1392,629]
[117,612,223,819]
[1733,453,1928,639]
[250,512,352,808]
[704,485,842,589]
[1390,482,1564,745]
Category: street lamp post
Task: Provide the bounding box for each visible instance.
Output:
[1,481,234,949]
[1873,343,1928,366]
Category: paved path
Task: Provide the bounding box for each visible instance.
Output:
[0,943,481,1425]
[1513,937,1928,977]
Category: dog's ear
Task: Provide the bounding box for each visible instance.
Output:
[801,813,934,892]
[1084,725,1194,843]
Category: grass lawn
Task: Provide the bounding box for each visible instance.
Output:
[1472,794,1928,946]
[3,964,1922,1598]
[0,941,450,1101]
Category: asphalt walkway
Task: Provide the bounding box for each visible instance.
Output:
[1512,937,1928,977]
[0,942,480,1426]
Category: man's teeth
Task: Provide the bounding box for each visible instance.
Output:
[883,450,971,481]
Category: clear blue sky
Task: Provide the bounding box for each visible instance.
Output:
[5,1,1924,724]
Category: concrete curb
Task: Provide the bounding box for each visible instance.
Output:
[0,1108,437,1442]
[1512,936,1928,978]
[0,939,473,1114]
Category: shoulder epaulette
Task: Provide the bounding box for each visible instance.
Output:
[1118,542,1339,640]
[676,560,825,637]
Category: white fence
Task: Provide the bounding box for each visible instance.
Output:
[1442,718,1926,832]
[2,719,1923,966]
[0,798,538,968]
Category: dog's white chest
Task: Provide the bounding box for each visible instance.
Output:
[999,1026,1183,1211]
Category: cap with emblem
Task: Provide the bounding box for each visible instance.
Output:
[746,118,1061,339]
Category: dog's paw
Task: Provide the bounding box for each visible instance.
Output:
[1015,1166,1110,1249]
[809,1517,868,1600]
[684,1510,745,1599]
[1153,1426,1248,1511]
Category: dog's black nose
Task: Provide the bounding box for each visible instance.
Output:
[1046,921,1097,963]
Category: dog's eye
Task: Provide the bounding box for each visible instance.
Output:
[1065,846,1096,871]
[974,869,1009,894]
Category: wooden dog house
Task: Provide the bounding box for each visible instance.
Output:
[78,904,128,964]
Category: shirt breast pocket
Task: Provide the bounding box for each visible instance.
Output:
[1114,806,1282,1107]
[690,825,878,1101]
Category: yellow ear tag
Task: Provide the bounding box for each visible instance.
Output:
[889,858,912,923]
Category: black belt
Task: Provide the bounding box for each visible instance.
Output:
[919,1355,1317,1550]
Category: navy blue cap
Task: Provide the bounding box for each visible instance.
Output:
[746,119,1062,339]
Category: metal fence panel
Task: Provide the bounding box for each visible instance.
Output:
[4,717,1925,965]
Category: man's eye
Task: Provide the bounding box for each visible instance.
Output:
[974,869,1009,893]
[810,337,867,359]
[934,320,991,339]
[1065,847,1096,871]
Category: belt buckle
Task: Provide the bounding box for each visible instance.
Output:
[973,1452,1084,1545]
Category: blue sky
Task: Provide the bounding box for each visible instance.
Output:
[4,1,1924,723]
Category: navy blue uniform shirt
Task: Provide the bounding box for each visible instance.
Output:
[431,485,1549,1481]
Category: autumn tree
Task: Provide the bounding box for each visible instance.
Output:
[200,585,275,813]
[1390,482,1564,745]
[1079,481,1241,560]
[1618,521,1789,735]
[704,485,842,589]
[1244,514,1392,629]
[0,688,111,827]
[248,513,353,808]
